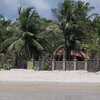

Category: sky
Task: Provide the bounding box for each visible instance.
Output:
[0,0,100,21]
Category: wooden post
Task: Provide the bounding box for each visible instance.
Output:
[42,59,44,70]
[27,59,33,69]
[85,59,88,71]
[52,59,55,71]
[73,59,77,70]
[63,59,66,71]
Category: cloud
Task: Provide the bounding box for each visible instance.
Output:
[29,0,52,18]
[0,0,20,20]
[0,0,100,21]
[31,0,50,11]
[0,0,54,20]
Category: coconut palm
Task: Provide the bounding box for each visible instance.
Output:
[17,7,40,33]
[52,0,96,60]
[37,19,64,60]
[0,14,12,51]
[1,7,44,68]
[86,16,100,59]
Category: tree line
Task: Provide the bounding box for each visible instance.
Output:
[0,0,100,67]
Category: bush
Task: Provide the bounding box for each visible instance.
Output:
[0,64,3,69]
[43,61,51,70]
[2,64,12,70]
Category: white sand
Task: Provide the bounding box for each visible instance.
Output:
[0,69,100,82]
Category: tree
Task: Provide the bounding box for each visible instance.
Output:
[52,0,95,60]
[86,16,100,59]
[17,7,44,59]
[37,19,64,59]
[17,7,40,33]
[0,14,12,51]
[1,7,44,67]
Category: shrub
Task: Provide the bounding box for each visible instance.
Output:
[0,64,3,69]
[43,61,51,70]
[2,64,12,70]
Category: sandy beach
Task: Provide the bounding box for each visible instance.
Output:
[0,70,100,100]
[0,69,100,82]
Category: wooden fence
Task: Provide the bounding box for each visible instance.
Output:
[0,59,100,72]
[31,59,100,72]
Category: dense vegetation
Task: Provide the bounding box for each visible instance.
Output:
[0,0,100,68]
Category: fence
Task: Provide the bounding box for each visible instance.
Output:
[32,59,100,72]
[0,59,100,72]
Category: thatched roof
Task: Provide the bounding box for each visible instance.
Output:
[71,50,89,59]
[55,49,89,59]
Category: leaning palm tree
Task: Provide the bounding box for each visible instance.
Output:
[37,19,64,60]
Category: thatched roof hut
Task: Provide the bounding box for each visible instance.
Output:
[55,48,89,61]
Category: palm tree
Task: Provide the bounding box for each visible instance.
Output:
[17,7,40,33]
[52,0,95,60]
[87,16,100,59]
[0,14,12,52]
[17,7,44,59]
[37,20,64,59]
[1,7,44,68]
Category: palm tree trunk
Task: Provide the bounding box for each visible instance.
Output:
[64,30,71,61]
[64,31,67,60]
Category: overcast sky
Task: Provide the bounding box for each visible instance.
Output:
[0,0,100,21]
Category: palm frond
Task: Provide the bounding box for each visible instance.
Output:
[32,39,44,51]
[1,37,17,51]
[24,32,34,37]
[14,38,25,52]
[7,41,17,52]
